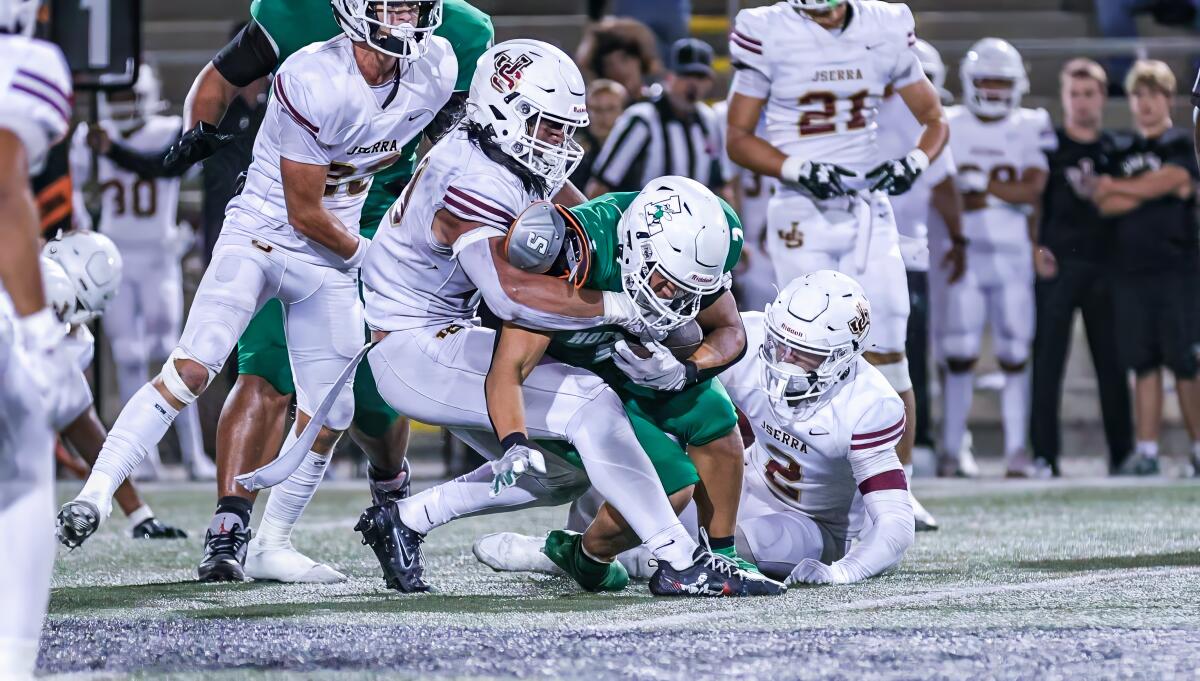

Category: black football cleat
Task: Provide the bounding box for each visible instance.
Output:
[197,521,252,582]
[57,499,101,549]
[650,546,787,597]
[131,517,188,540]
[369,458,412,507]
[355,503,429,593]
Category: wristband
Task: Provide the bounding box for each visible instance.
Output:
[683,360,700,387]
[344,235,370,270]
[906,148,930,172]
[500,432,531,451]
[949,234,969,247]
[780,156,806,184]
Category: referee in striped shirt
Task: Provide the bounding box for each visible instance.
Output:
[587,38,726,197]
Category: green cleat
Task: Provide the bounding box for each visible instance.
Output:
[543,530,629,592]
[713,545,761,575]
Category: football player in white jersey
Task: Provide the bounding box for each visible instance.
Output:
[69,64,216,482]
[56,0,457,558]
[939,39,1056,478]
[344,39,755,595]
[478,271,915,584]
[0,0,75,673]
[726,0,948,529]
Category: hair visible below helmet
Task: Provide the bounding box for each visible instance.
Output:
[42,232,123,324]
[759,271,871,419]
[40,257,76,333]
[787,0,844,12]
[98,63,168,132]
[467,39,589,188]
[912,39,948,99]
[331,0,443,62]
[617,176,731,334]
[0,0,39,36]
[960,38,1028,119]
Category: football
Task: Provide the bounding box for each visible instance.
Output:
[627,320,703,360]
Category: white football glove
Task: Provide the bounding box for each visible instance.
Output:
[781,157,857,200]
[601,291,666,342]
[955,167,990,194]
[16,308,75,420]
[611,338,689,392]
[489,444,546,498]
[788,558,851,585]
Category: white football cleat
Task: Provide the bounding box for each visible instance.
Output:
[244,538,346,583]
[473,532,562,575]
[186,453,218,482]
[958,431,980,478]
[911,492,938,532]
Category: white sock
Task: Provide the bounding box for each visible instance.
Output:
[1001,368,1030,459]
[1136,440,1159,459]
[643,522,698,570]
[83,383,179,514]
[125,504,154,532]
[941,370,974,459]
[256,448,330,551]
[174,404,209,468]
[116,360,166,477]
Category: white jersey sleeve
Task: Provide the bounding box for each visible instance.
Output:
[442,172,523,230]
[729,7,770,81]
[881,3,923,89]
[847,382,906,487]
[273,69,335,166]
[0,36,73,174]
[1023,107,1056,171]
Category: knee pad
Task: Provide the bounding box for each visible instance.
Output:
[994,336,1031,370]
[869,356,912,393]
[944,357,977,374]
[110,338,148,368]
[940,333,981,363]
[322,386,357,433]
[159,349,212,406]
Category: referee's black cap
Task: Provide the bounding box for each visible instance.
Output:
[670,38,715,78]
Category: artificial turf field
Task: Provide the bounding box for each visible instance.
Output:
[42,471,1200,680]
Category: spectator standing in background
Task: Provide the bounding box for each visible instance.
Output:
[1095,60,1200,476]
[575,17,661,102]
[1031,59,1133,476]
[587,38,724,197]
[568,79,628,191]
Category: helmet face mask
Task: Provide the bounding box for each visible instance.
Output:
[787,0,844,13]
[513,107,586,187]
[98,64,167,132]
[333,0,443,62]
[0,0,39,36]
[624,266,704,334]
[960,38,1028,119]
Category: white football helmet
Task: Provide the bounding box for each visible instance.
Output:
[788,0,844,12]
[331,0,442,62]
[467,39,589,188]
[0,0,39,36]
[40,257,75,334]
[617,176,731,334]
[760,271,871,419]
[98,63,168,132]
[42,231,123,324]
[912,39,949,102]
[960,38,1028,119]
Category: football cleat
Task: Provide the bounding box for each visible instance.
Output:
[1117,453,1160,477]
[911,492,939,532]
[369,458,412,507]
[130,517,187,540]
[958,432,980,478]
[355,503,429,593]
[244,538,347,583]
[197,521,252,582]
[1005,448,1035,478]
[473,532,562,575]
[649,546,786,597]
[57,499,101,549]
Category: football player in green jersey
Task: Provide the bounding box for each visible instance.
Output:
[157,0,494,583]
[477,177,770,592]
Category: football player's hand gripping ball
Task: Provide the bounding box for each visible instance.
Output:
[612,338,689,391]
[490,444,546,498]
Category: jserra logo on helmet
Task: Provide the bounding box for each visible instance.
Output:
[490,52,534,93]
[847,301,870,336]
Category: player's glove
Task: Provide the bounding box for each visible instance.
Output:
[490,443,546,498]
[866,149,930,196]
[787,558,851,585]
[781,157,857,200]
[955,167,990,194]
[611,339,694,392]
[601,291,666,342]
[163,122,237,174]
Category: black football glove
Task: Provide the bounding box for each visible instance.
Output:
[782,159,857,200]
[866,150,930,195]
[163,122,237,174]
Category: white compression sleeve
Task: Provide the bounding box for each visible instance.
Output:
[82,383,180,517]
[456,237,608,331]
[832,489,915,583]
[256,432,330,550]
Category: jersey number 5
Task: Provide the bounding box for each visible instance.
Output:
[798,90,870,137]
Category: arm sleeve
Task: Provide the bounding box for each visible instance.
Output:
[0,40,73,174]
[592,108,652,190]
[273,72,332,165]
[212,19,280,88]
[730,9,770,79]
[831,487,915,583]
[456,234,609,330]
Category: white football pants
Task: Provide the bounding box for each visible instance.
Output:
[938,245,1035,364]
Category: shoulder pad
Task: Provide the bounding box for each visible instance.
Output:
[506,201,566,274]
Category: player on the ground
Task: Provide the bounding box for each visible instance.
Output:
[938,39,1055,478]
[55,0,457,564]
[41,236,187,542]
[479,271,915,584]
[725,0,948,530]
[69,64,215,482]
[875,39,970,479]
[471,178,782,593]
[348,39,772,596]
[0,0,74,673]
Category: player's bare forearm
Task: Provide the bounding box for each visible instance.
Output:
[584,178,611,200]
[898,79,949,162]
[988,167,1047,206]
[0,131,46,315]
[1096,193,1141,216]
[931,176,965,239]
[184,62,239,130]
[1102,167,1192,201]
[488,238,605,318]
[484,323,552,439]
[690,291,747,372]
[281,158,360,258]
[727,93,786,179]
[553,180,587,207]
